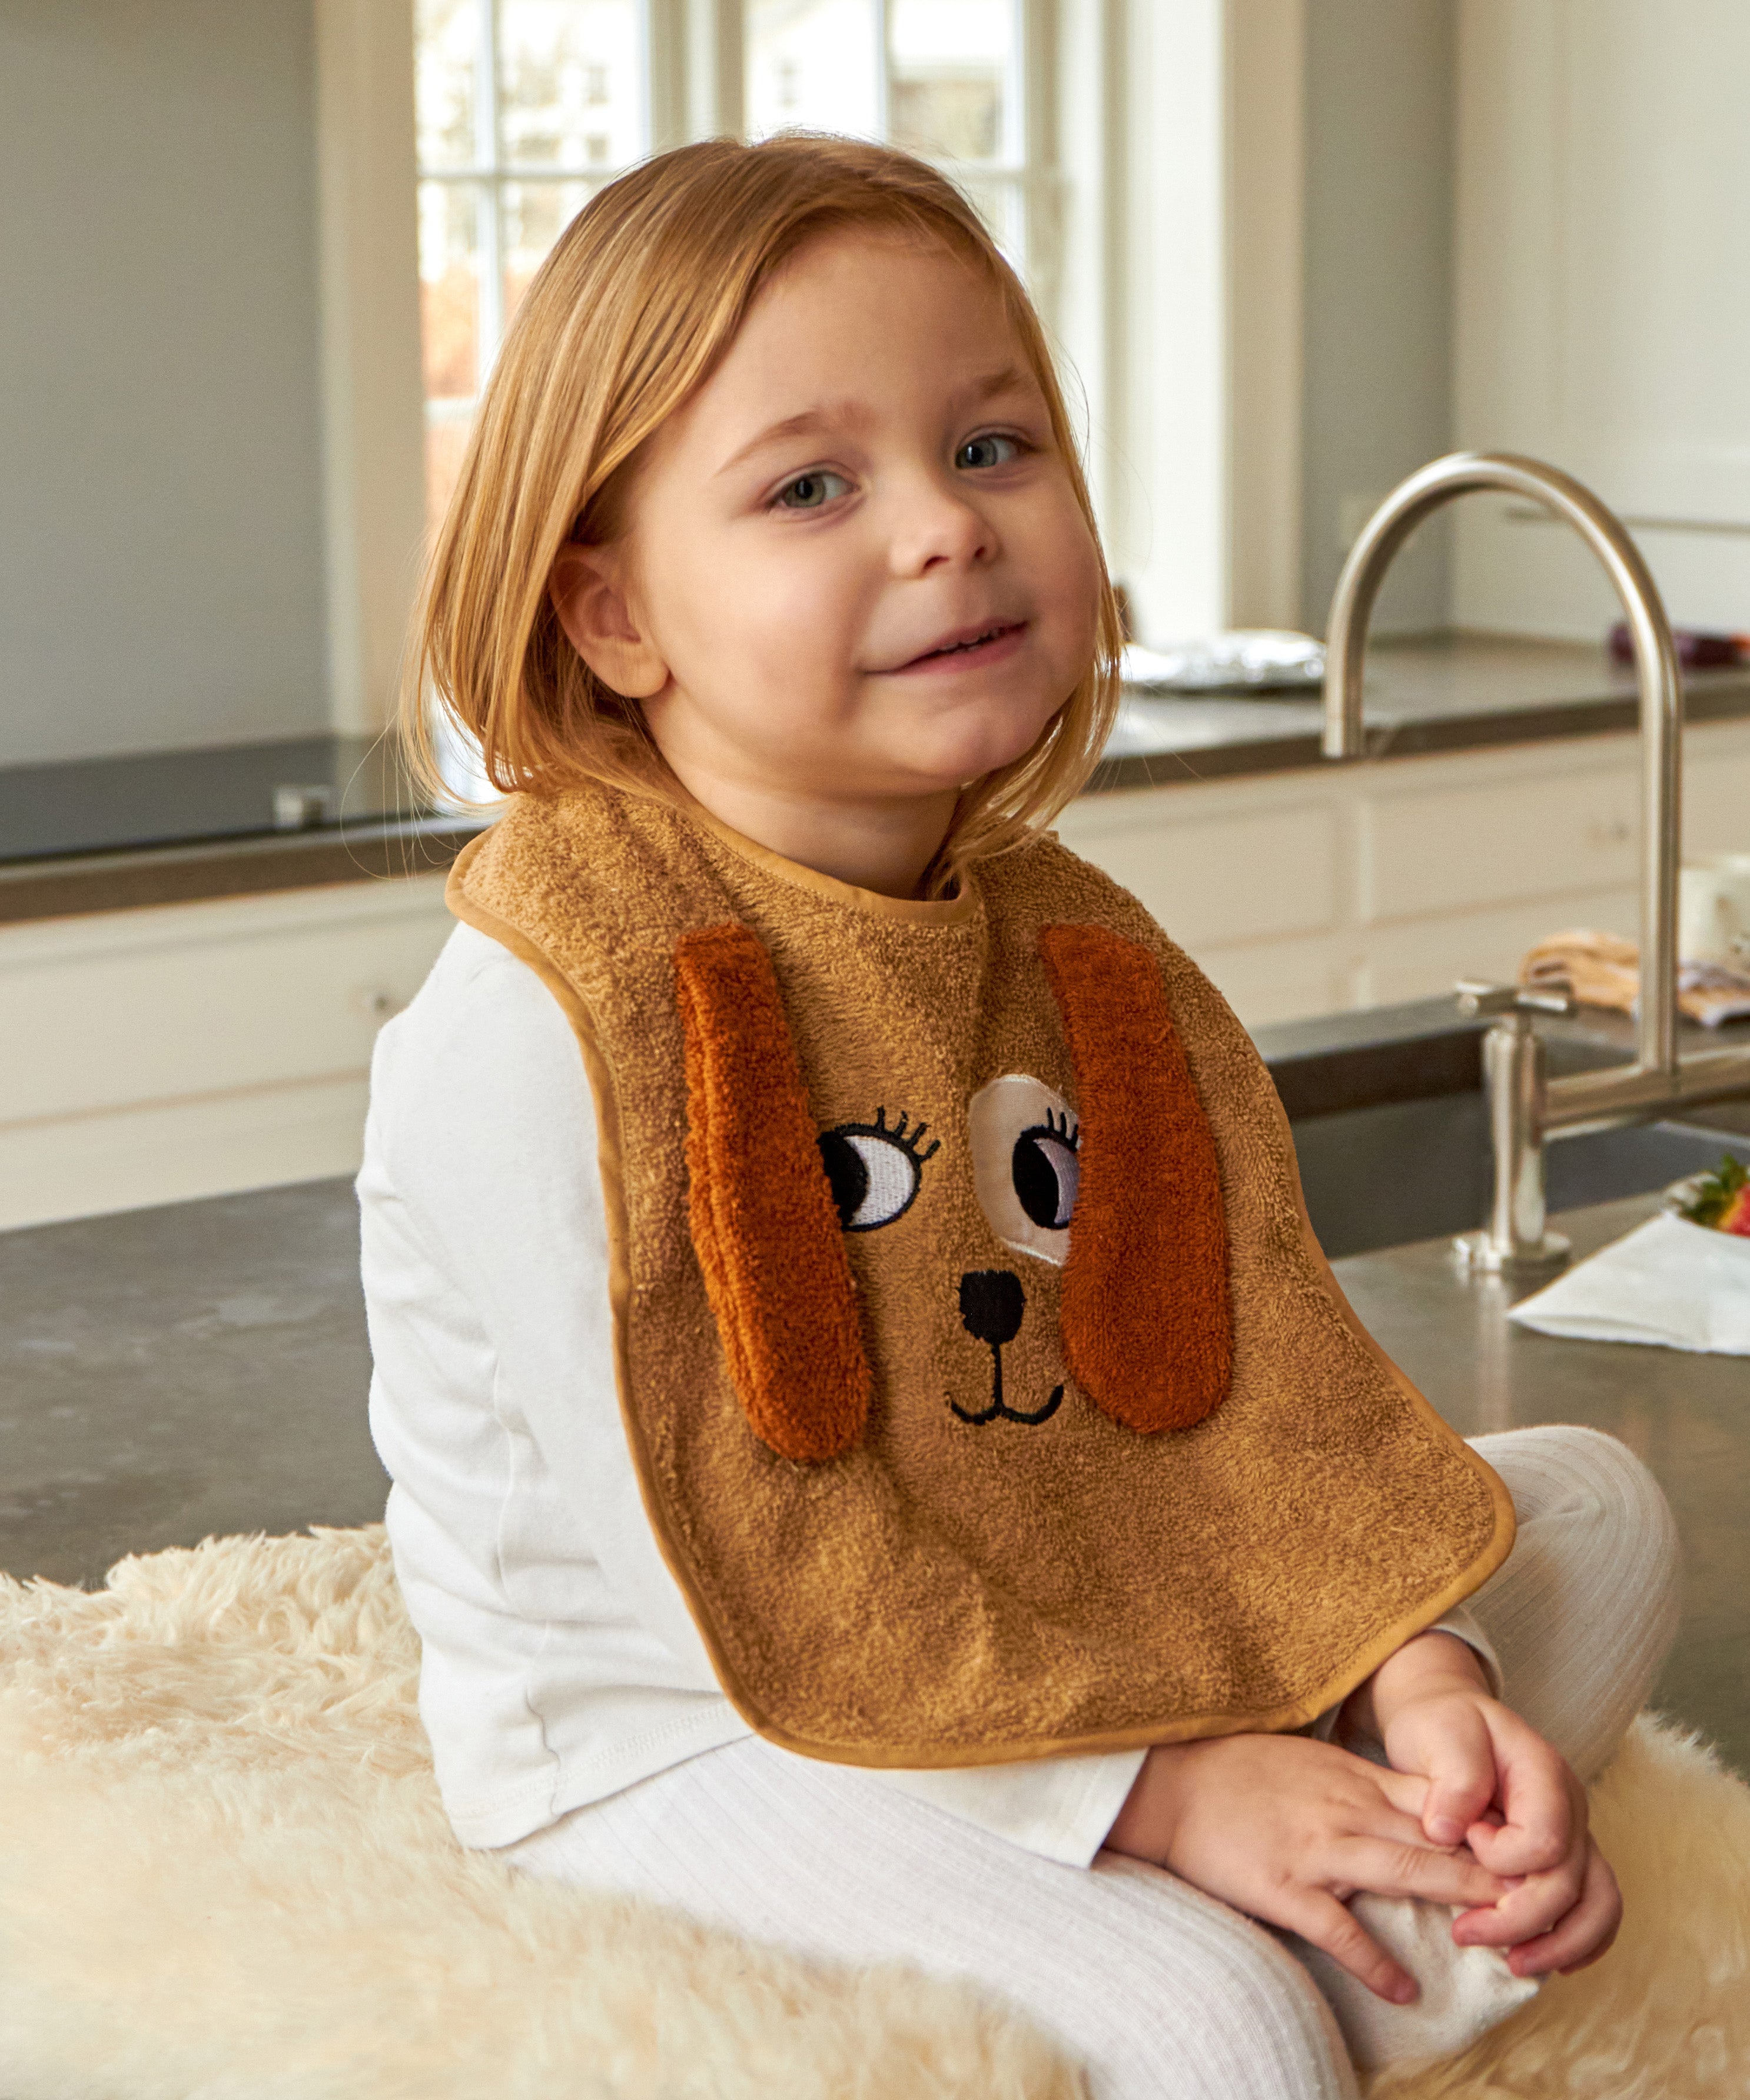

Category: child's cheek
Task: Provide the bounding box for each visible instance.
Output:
[740,549,870,685]
[1018,490,1101,640]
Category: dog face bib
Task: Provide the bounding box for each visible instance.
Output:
[450,783,1512,1767]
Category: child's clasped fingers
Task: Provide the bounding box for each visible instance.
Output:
[1499,1839,1622,1977]
[1336,1835,1510,1916]
[1464,1709,1579,1877]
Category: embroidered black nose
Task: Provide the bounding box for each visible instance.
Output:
[959,1269,1025,1348]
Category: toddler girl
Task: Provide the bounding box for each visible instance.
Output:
[360,136,1679,2096]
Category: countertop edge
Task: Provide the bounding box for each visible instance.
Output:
[1089,677,1750,795]
[0,817,489,926]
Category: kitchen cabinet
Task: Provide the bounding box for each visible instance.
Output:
[1058,717,1750,1028]
[0,874,453,1231]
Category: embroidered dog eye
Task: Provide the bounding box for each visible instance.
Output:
[968,1074,1080,1265]
[1012,1111,1079,1231]
[818,1109,939,1232]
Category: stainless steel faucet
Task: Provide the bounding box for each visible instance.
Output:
[1322,450,1750,1272]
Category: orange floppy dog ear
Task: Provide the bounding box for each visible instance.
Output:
[675,923,872,1463]
[1038,924,1232,1433]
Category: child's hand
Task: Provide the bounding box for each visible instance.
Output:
[1356,1632,1622,1980]
[1104,1730,1510,2004]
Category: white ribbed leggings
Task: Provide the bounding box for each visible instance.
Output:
[506,1427,1680,2098]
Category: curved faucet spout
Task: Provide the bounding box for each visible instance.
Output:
[1321,451,1683,1081]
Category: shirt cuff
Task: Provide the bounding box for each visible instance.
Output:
[861,1746,1148,1868]
[1309,1604,1505,1745]
[1425,1603,1504,1698]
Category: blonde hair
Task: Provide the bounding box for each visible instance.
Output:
[406,134,1122,896]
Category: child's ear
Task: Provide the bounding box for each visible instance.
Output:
[549,541,669,699]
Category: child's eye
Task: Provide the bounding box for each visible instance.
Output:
[955,434,1023,471]
[772,469,851,511]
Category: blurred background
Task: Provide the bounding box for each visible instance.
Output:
[1,1,1748,1227]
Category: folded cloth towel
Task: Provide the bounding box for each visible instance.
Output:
[1520,929,1750,1028]
[1287,1892,1540,2071]
[1509,1212,1750,1354]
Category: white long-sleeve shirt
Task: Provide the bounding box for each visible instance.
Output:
[360,921,1497,1862]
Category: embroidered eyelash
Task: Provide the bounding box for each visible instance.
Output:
[1033,1107,1080,1149]
[868,1107,942,1164]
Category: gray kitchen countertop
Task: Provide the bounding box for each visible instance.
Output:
[1095,630,1750,790]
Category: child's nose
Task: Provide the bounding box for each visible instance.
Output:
[889,481,995,576]
[959,1269,1024,1347]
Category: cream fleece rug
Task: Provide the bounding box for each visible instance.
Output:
[0,1527,1742,2099]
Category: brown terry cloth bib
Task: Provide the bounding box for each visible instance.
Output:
[450,780,1513,1768]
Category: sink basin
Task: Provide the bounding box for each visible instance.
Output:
[1256,996,1750,1258]
[1292,1099,1740,1260]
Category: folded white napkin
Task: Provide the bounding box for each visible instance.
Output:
[1508,1212,1750,1354]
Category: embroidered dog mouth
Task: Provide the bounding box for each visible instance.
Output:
[951,1269,1064,1427]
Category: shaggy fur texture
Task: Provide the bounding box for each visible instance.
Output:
[677,921,872,1463]
[0,1525,1742,2099]
[1037,921,1231,1433]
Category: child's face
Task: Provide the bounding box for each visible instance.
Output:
[556,230,1103,815]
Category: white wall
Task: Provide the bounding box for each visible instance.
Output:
[1104,0,1230,644]
[1104,0,1311,646]
[1298,0,1456,637]
[314,0,427,739]
[1110,0,1462,647]
[1454,0,1750,638]
[0,2,330,768]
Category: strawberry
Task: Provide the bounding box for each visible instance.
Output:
[1679,1152,1750,1232]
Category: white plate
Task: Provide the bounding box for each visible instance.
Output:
[1120,633,1325,695]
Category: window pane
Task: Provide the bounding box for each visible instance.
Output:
[502,179,595,319]
[952,172,1027,275]
[417,0,484,170]
[498,0,645,171]
[419,180,483,401]
[746,0,879,142]
[425,413,476,541]
[889,0,1011,164]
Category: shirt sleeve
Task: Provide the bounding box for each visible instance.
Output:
[365,922,728,1683]
[859,1749,1147,1868]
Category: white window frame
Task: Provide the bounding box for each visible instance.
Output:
[312,0,1299,737]
[414,1,1068,467]
[416,1,660,478]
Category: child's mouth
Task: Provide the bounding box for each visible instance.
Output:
[899,620,1027,673]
